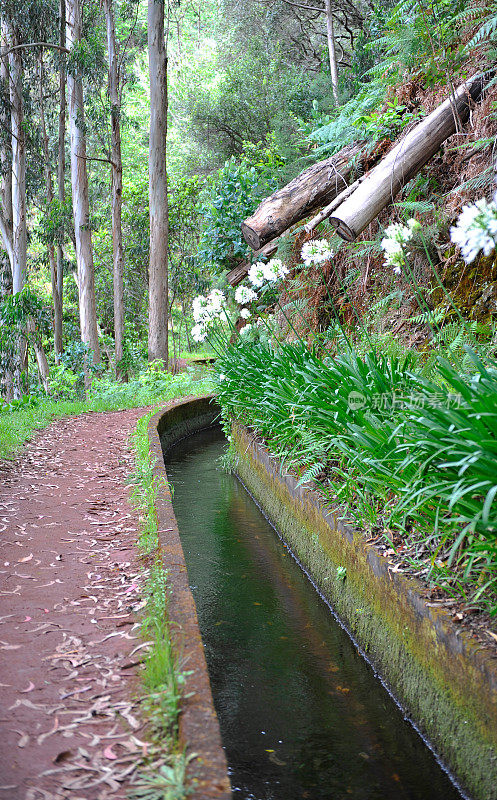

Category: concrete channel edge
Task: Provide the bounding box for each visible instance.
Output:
[231,422,497,800]
[148,396,231,800]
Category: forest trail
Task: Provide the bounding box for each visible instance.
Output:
[0,408,155,800]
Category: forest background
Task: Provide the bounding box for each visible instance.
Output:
[1,0,497,618]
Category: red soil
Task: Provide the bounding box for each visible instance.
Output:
[0,408,157,800]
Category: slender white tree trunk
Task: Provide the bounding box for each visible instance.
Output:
[8,27,27,294]
[26,317,50,393]
[103,0,125,380]
[147,0,169,367]
[0,261,13,399]
[66,0,101,368]
[324,0,339,104]
[5,21,27,397]
[39,55,61,371]
[0,23,13,272]
[55,0,66,360]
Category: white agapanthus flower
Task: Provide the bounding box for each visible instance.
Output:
[301,239,334,267]
[263,258,289,282]
[235,285,257,304]
[248,258,289,288]
[192,294,210,323]
[191,289,228,341]
[191,324,207,343]
[218,373,227,382]
[381,219,421,273]
[247,262,267,288]
[240,308,251,319]
[450,192,497,264]
[192,290,227,324]
[207,289,225,312]
[239,323,254,338]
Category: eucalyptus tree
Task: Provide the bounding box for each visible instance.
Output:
[147,0,168,366]
[103,0,125,378]
[66,0,101,368]
[55,0,66,359]
[0,16,26,295]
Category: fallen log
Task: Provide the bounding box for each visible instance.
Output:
[241,143,362,251]
[226,240,279,287]
[326,74,487,242]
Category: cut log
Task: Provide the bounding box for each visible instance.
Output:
[327,74,487,242]
[226,240,279,287]
[241,143,362,251]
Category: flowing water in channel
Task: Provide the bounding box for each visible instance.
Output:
[164,426,463,800]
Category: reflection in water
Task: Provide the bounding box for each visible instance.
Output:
[164,426,462,800]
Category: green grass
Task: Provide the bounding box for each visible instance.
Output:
[128,408,191,799]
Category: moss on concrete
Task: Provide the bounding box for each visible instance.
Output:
[232,423,497,800]
[157,396,220,457]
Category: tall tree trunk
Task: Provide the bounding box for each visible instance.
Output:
[27,317,50,393]
[55,0,66,359]
[181,299,192,351]
[66,0,101,370]
[103,0,125,380]
[147,0,169,367]
[6,21,27,397]
[0,258,13,400]
[0,22,13,273]
[39,54,61,368]
[324,0,339,104]
[8,26,26,295]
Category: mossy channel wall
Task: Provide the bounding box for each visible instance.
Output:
[231,422,497,800]
[148,397,231,800]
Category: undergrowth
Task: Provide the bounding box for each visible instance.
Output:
[129,409,192,800]
[216,340,497,617]
[0,367,214,460]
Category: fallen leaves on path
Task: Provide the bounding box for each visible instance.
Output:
[0,408,171,800]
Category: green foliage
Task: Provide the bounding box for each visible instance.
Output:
[197,157,259,273]
[129,755,192,800]
[465,1,497,54]
[366,0,467,85]
[352,97,424,141]
[0,394,39,415]
[0,287,51,377]
[129,411,190,798]
[309,79,387,155]
[216,340,497,612]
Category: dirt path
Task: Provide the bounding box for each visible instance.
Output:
[0,408,156,800]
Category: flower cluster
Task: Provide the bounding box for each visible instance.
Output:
[191,289,227,342]
[301,239,334,267]
[235,285,257,305]
[450,192,497,264]
[381,219,420,273]
[238,318,270,345]
[191,257,289,345]
[247,258,288,288]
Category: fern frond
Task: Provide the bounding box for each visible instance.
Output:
[394,200,435,213]
[467,8,497,49]
[296,461,327,487]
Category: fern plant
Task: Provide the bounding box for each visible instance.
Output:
[465,1,497,52]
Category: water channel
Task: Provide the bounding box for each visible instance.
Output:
[163,425,463,800]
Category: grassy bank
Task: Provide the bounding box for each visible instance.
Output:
[128,409,191,799]
[216,340,497,617]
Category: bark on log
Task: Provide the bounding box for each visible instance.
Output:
[328,74,487,242]
[226,240,279,287]
[241,143,361,251]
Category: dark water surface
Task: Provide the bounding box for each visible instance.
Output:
[164,426,463,800]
